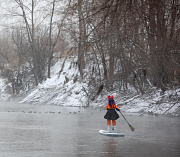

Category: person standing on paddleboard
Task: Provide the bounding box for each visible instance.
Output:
[104,95,120,132]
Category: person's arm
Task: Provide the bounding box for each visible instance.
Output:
[115,104,120,111]
[106,104,109,110]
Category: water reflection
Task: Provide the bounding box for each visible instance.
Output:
[104,138,118,157]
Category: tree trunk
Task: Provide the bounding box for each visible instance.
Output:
[77,0,85,78]
[31,0,38,86]
[47,0,56,78]
[109,38,115,90]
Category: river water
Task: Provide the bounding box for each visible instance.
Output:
[0,101,179,157]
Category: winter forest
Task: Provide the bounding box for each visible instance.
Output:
[0,0,179,115]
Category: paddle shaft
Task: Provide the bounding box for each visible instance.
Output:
[119,110,131,126]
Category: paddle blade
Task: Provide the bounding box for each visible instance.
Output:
[129,124,135,132]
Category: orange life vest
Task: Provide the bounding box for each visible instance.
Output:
[106,104,120,110]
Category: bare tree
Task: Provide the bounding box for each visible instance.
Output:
[68,0,180,93]
[77,0,86,78]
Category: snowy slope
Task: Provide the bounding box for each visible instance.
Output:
[20,57,88,106]
[19,57,180,116]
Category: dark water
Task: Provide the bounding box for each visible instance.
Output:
[0,101,179,157]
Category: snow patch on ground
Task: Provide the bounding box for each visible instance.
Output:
[0,78,11,101]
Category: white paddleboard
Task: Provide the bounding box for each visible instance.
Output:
[99,130,124,137]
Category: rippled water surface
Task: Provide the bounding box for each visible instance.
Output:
[0,101,179,157]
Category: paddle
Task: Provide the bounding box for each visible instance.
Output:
[119,110,135,132]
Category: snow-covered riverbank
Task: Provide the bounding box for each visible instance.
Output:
[20,59,180,116]
[119,88,180,116]
[1,58,180,116]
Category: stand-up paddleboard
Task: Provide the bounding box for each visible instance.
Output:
[99,130,124,137]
